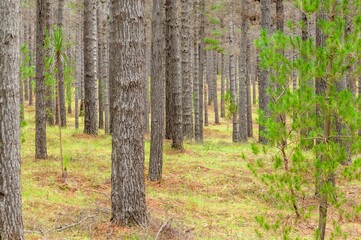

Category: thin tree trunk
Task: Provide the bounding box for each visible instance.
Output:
[213,51,219,124]
[29,25,34,106]
[246,43,253,138]
[220,53,225,118]
[0,1,24,237]
[35,0,49,159]
[110,0,148,226]
[193,0,200,141]
[83,0,98,135]
[229,19,238,142]
[149,0,165,181]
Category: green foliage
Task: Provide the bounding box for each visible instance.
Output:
[222,90,237,124]
[251,0,361,238]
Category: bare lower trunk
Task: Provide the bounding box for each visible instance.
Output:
[220,53,225,118]
[83,0,98,135]
[110,0,147,226]
[213,51,219,124]
[0,1,24,237]
[35,0,49,159]
[149,0,165,181]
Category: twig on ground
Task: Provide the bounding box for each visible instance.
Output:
[155,218,173,240]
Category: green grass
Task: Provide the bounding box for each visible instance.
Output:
[21,101,361,239]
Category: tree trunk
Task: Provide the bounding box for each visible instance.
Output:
[229,19,238,142]
[246,43,253,138]
[259,0,271,144]
[220,53,225,118]
[35,0,50,159]
[149,0,165,181]
[97,8,104,130]
[0,2,24,237]
[55,0,66,127]
[75,27,81,129]
[181,0,193,139]
[29,26,34,106]
[197,0,206,142]
[83,0,98,135]
[166,0,183,149]
[238,10,249,142]
[213,51,219,124]
[193,0,201,141]
[102,3,110,135]
[110,0,147,226]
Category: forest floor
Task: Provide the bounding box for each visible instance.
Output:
[22,102,361,240]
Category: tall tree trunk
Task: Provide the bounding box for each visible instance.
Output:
[259,0,271,144]
[246,43,253,138]
[229,19,238,142]
[103,3,110,135]
[204,81,208,126]
[220,53,225,118]
[110,0,147,226]
[97,8,104,130]
[0,1,24,237]
[238,9,249,142]
[149,0,165,181]
[83,0,98,135]
[181,0,193,139]
[75,27,81,129]
[213,51,219,124]
[166,0,183,149]
[55,0,66,127]
[29,25,34,106]
[197,0,205,142]
[35,0,49,159]
[193,0,200,141]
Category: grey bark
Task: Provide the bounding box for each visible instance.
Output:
[229,19,238,142]
[193,0,200,141]
[35,0,49,159]
[197,0,205,142]
[97,8,104,130]
[246,43,253,138]
[181,0,193,139]
[220,53,225,118]
[238,11,249,142]
[83,0,98,135]
[28,26,33,106]
[213,51,219,124]
[110,0,147,226]
[55,0,66,127]
[166,0,183,149]
[0,1,24,237]
[149,0,165,181]
[259,0,271,144]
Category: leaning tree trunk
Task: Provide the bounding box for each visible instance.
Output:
[166,0,183,149]
[35,0,50,159]
[181,0,193,139]
[149,0,165,181]
[110,0,147,226]
[83,0,98,135]
[0,0,24,238]
[259,0,271,144]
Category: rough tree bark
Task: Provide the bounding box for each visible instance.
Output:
[55,0,66,127]
[35,0,50,159]
[213,51,220,124]
[220,53,225,118]
[149,0,165,181]
[181,0,193,139]
[238,6,249,142]
[193,0,200,142]
[197,0,205,142]
[110,0,147,226]
[0,0,24,238]
[259,0,271,144]
[166,0,183,149]
[83,0,98,135]
[97,7,104,130]
[229,19,238,142]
